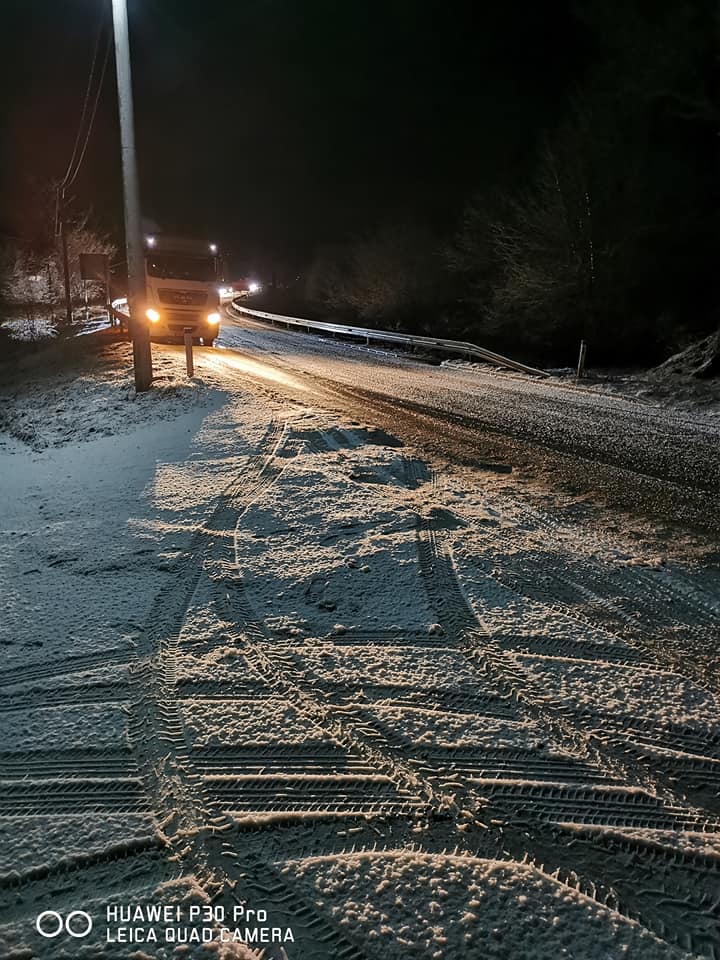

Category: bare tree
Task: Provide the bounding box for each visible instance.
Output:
[1,187,115,338]
[487,138,594,351]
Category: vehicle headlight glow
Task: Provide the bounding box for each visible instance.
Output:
[207,312,221,325]
[248,282,260,293]
[146,308,160,322]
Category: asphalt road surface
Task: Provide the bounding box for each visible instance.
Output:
[213,311,720,535]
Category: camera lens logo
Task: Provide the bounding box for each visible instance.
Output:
[36,910,93,939]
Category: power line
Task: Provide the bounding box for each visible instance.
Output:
[54,1,112,327]
[63,31,112,190]
[60,3,107,190]
[55,5,112,241]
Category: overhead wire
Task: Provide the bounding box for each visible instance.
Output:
[58,2,111,191]
[62,30,112,191]
[60,2,107,190]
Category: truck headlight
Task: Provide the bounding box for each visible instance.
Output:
[146,308,160,322]
[207,312,221,325]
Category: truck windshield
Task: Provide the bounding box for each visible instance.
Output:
[146,255,217,282]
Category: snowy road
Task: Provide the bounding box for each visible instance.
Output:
[214,314,720,532]
[1,337,719,958]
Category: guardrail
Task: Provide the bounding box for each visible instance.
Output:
[104,298,130,329]
[228,302,550,378]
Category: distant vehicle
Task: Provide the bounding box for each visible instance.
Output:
[142,235,223,345]
[226,278,262,299]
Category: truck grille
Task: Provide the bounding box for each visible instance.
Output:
[157,289,207,306]
[165,310,204,331]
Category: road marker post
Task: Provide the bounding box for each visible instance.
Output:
[576,339,588,380]
[184,328,194,377]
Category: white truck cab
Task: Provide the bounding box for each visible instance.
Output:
[143,235,222,345]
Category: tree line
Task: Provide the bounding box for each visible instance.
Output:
[303,2,717,367]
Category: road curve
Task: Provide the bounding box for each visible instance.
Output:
[210,314,720,532]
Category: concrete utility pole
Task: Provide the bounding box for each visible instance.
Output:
[110,0,152,391]
[58,190,73,328]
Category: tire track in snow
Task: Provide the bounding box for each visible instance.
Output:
[0,747,137,780]
[452,510,720,806]
[416,515,720,824]
[414,483,720,816]
[0,778,151,815]
[0,838,173,927]
[127,418,375,959]
[500,821,720,959]
[0,646,132,689]
[128,417,288,862]
[192,744,379,776]
[0,681,131,713]
[0,419,291,924]
[219,559,434,821]
[197,417,717,955]
[411,746,615,785]
[486,554,720,691]
[470,491,720,689]
[413,468,720,956]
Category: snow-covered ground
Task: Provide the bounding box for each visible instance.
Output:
[1,333,719,959]
[557,366,720,415]
[1,304,114,342]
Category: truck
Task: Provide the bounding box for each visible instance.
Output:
[141,235,223,345]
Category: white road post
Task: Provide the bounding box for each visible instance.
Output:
[576,339,588,380]
[184,329,194,378]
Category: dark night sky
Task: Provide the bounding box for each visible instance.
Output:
[1,1,588,275]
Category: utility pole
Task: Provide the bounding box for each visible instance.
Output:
[58,189,73,328]
[110,0,152,391]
